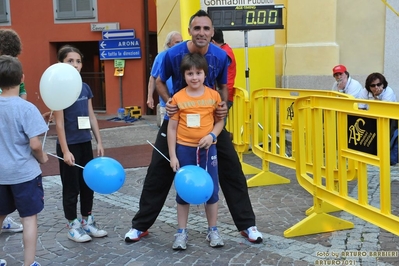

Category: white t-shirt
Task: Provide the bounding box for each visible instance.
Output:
[332,77,363,98]
[358,86,397,102]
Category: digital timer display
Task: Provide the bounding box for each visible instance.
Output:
[208,5,284,31]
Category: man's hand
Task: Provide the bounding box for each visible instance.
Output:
[165,98,178,117]
[215,101,227,120]
[147,96,154,109]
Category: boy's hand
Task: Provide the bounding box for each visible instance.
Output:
[199,134,213,150]
[170,157,180,172]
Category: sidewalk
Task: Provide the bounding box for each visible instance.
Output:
[1,115,398,266]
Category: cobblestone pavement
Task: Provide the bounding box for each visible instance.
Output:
[1,116,399,266]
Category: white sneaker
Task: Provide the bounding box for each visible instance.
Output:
[2,216,23,233]
[0,259,7,266]
[172,229,188,250]
[67,219,92,243]
[124,228,149,242]
[81,215,107,237]
[206,228,224,248]
[240,226,263,243]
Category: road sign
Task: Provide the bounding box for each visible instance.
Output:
[99,39,140,50]
[102,29,135,40]
[100,49,141,60]
[99,38,141,60]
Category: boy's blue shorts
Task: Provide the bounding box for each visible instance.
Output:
[0,175,44,217]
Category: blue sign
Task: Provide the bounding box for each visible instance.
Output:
[99,38,141,60]
[102,29,135,40]
[99,39,140,50]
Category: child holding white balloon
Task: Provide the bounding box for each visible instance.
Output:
[53,45,107,243]
[167,53,225,250]
[0,55,48,266]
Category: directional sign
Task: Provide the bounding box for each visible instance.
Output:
[99,39,140,50]
[102,29,135,40]
[99,38,141,60]
[100,49,141,60]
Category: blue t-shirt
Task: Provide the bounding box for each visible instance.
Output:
[159,41,228,120]
[151,51,173,107]
[57,82,93,145]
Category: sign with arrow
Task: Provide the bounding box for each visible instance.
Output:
[102,29,135,40]
[99,30,141,60]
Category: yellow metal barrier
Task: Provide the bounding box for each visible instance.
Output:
[226,87,261,175]
[284,95,399,237]
[248,88,356,188]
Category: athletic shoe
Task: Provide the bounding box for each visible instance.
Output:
[240,226,263,243]
[81,215,107,237]
[67,219,92,243]
[124,228,149,242]
[172,229,188,250]
[206,228,224,248]
[29,262,41,266]
[0,259,7,266]
[2,217,23,233]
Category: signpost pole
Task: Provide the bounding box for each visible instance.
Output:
[244,30,250,94]
[119,76,123,108]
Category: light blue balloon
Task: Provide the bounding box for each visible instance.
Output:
[83,157,125,194]
[174,165,214,205]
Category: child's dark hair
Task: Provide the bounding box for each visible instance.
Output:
[0,29,22,57]
[0,55,23,88]
[57,45,84,62]
[180,53,208,76]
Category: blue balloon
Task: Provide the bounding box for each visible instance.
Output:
[174,165,214,205]
[83,157,125,194]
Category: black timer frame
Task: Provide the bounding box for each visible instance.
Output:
[208,5,284,93]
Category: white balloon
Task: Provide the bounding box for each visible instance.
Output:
[39,63,82,111]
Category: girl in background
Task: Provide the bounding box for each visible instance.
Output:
[54,45,107,243]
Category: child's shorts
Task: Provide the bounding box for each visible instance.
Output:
[0,175,44,217]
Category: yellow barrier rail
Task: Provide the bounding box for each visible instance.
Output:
[226,87,261,175]
[284,95,399,237]
[249,88,356,188]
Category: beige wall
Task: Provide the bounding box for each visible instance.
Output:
[275,0,386,89]
[156,1,182,52]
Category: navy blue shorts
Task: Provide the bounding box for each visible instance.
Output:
[0,175,44,217]
[175,144,219,204]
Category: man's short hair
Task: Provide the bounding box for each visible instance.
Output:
[188,10,212,28]
[0,55,23,88]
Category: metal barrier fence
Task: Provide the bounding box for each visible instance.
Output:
[248,88,356,188]
[284,95,399,237]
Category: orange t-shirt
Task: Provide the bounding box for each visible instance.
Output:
[170,86,221,147]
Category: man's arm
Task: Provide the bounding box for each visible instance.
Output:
[147,76,156,109]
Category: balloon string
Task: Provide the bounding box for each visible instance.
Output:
[42,110,53,150]
[146,140,170,162]
[47,152,84,169]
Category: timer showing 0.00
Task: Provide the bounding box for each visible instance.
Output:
[208,5,284,31]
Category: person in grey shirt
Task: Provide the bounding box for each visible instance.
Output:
[331,64,363,98]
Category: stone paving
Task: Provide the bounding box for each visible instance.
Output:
[1,115,399,266]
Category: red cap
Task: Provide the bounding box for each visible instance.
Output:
[332,65,347,75]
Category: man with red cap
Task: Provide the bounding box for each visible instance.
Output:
[332,64,363,98]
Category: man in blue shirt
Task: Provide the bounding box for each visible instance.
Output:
[125,10,263,245]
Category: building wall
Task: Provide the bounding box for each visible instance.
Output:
[275,0,394,95]
[3,0,156,115]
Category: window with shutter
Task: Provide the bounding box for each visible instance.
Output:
[0,0,9,23]
[56,0,94,20]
